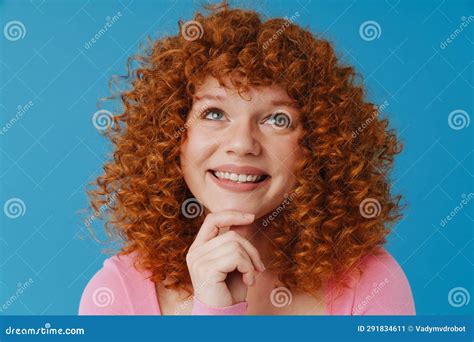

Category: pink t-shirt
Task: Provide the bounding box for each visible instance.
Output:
[78,248,415,315]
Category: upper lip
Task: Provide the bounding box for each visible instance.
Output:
[210,164,270,176]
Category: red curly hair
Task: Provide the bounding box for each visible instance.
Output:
[87,1,403,298]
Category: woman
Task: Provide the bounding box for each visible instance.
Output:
[79,1,415,315]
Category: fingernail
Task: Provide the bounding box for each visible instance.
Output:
[259,262,266,271]
[243,213,254,219]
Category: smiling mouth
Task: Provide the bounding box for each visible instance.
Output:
[208,170,270,184]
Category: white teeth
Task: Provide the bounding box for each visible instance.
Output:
[212,171,265,183]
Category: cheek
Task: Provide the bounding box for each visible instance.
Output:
[180,129,216,169]
[268,134,301,163]
[267,135,302,187]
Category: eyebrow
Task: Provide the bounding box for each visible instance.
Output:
[194,94,225,102]
[193,94,299,109]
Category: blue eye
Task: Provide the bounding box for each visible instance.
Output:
[265,112,293,128]
[202,109,225,121]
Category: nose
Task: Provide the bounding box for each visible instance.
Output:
[224,119,261,156]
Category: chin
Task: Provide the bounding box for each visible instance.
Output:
[200,189,286,218]
[205,200,261,216]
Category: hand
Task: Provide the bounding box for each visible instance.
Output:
[186,211,266,307]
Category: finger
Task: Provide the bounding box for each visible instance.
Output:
[201,242,256,286]
[194,231,265,272]
[191,211,255,248]
[212,249,256,286]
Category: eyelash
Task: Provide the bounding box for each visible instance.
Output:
[200,108,294,129]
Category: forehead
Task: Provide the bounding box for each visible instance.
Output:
[193,76,296,106]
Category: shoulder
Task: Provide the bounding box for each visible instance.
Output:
[351,248,416,315]
[78,251,158,315]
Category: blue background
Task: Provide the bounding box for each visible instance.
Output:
[0,0,472,316]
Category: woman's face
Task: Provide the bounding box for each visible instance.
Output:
[180,76,303,219]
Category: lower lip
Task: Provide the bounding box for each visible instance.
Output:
[208,171,271,193]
